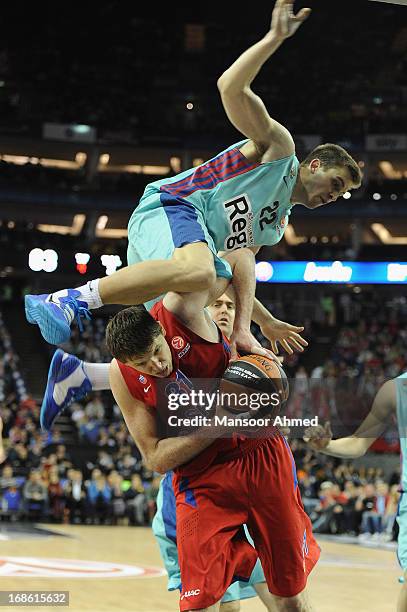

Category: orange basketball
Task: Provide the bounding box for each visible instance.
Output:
[219,354,289,418]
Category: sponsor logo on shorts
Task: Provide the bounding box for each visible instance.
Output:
[0,557,165,579]
[171,336,185,350]
[178,342,191,358]
[181,589,201,600]
[302,529,309,572]
[223,193,254,250]
[139,375,147,384]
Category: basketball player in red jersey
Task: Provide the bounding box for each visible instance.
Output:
[107,249,319,612]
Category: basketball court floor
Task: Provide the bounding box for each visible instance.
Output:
[0,523,400,611]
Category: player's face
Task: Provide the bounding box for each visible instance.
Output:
[208,294,236,338]
[127,332,173,378]
[302,161,357,209]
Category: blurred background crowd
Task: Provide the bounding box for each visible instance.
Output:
[0,0,406,547]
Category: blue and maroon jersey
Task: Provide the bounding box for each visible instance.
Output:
[142,139,298,251]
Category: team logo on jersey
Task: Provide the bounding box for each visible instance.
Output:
[223,193,254,250]
[138,375,147,384]
[171,336,185,350]
[178,342,191,359]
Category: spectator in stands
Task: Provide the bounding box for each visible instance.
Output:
[86,470,112,524]
[108,471,127,525]
[65,469,86,524]
[79,415,101,444]
[0,464,18,491]
[124,474,147,526]
[85,393,105,421]
[356,483,380,538]
[8,443,30,475]
[116,453,139,481]
[23,470,48,521]
[97,450,115,473]
[48,473,66,523]
[1,485,22,521]
[341,481,363,535]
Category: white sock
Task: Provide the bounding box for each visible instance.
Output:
[75,279,103,310]
[50,280,103,311]
[83,362,111,391]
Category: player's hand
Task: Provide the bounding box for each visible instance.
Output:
[269,0,311,41]
[303,421,333,451]
[260,317,308,355]
[229,327,278,362]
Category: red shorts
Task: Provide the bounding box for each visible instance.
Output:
[173,434,320,611]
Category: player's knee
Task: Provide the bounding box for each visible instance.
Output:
[271,589,310,612]
[220,601,240,612]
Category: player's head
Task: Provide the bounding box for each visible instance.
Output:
[106,306,173,377]
[299,143,362,209]
[208,292,235,338]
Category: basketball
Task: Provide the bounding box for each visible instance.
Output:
[219,354,289,419]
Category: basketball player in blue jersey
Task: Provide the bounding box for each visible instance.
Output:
[25,0,362,355]
[303,375,407,611]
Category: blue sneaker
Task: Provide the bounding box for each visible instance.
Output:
[40,349,92,431]
[25,289,91,345]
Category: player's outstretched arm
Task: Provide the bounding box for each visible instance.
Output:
[252,297,308,355]
[217,0,310,156]
[109,360,216,474]
[303,380,396,459]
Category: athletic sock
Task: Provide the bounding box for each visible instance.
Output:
[50,280,103,311]
[82,362,111,391]
[75,279,103,310]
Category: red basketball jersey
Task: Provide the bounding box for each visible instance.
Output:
[117,300,241,474]
[117,300,230,405]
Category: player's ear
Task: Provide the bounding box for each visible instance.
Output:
[309,158,321,173]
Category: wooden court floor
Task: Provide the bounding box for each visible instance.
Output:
[0,525,400,612]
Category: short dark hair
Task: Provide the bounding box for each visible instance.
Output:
[105,305,162,362]
[301,143,362,187]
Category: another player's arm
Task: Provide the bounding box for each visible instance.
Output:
[304,380,396,459]
[251,297,308,354]
[109,360,216,474]
[218,246,308,354]
[217,0,310,156]
[164,248,256,343]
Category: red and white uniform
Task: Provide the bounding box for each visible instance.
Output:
[118,301,320,610]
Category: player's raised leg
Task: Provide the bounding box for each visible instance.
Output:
[40,350,110,431]
[25,241,217,345]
